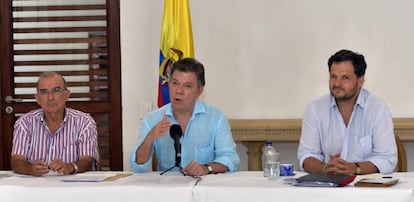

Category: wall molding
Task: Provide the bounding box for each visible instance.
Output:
[229,118,414,170]
[230,118,414,142]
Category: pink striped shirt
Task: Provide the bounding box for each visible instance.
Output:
[12,108,99,169]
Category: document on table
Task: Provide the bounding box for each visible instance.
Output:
[62,173,120,182]
[43,170,64,176]
[0,173,12,179]
[126,175,199,185]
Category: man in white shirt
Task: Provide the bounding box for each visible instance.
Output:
[298,49,397,175]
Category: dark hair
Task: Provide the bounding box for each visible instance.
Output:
[37,71,68,90]
[328,49,367,78]
[170,58,206,87]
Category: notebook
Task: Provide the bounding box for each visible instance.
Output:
[354,177,399,187]
[294,173,356,187]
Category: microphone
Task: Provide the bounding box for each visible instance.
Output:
[169,124,183,167]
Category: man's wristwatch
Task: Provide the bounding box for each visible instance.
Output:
[354,163,361,175]
[204,164,213,174]
[71,162,78,174]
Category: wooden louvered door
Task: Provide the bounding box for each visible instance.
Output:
[0,0,122,171]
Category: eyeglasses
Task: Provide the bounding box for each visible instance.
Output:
[170,80,196,91]
[37,87,66,96]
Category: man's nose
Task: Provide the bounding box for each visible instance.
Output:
[175,85,184,94]
[47,92,55,99]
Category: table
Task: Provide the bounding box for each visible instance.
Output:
[1,171,414,202]
[0,171,195,202]
[193,171,414,202]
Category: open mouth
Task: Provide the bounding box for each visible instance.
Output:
[173,98,182,103]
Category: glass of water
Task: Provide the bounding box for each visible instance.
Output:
[267,162,280,180]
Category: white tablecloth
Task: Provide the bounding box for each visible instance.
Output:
[0,171,195,202]
[193,171,414,202]
[2,171,414,202]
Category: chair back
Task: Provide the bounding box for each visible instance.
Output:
[395,135,407,172]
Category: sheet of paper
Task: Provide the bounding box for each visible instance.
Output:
[126,175,198,185]
[61,173,116,182]
[43,170,65,176]
[0,173,12,179]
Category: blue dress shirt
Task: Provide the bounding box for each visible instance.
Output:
[298,88,397,173]
[129,100,240,173]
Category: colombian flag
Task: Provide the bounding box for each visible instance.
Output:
[158,0,195,107]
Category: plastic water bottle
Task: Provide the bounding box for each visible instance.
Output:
[262,141,280,180]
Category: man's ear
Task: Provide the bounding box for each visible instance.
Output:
[197,86,204,97]
[358,76,365,88]
[65,89,71,100]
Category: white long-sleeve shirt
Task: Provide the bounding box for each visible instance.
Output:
[298,88,397,174]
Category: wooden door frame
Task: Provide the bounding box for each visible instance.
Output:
[105,0,123,171]
[0,0,123,170]
[0,0,13,169]
[106,0,123,170]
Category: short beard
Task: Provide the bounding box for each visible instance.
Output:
[330,88,360,103]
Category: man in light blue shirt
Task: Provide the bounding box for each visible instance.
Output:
[298,49,397,175]
[129,58,239,176]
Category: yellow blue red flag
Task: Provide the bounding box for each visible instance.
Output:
[158,0,194,107]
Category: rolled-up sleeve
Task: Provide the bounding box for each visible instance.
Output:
[129,120,153,173]
[297,103,324,170]
[367,105,397,173]
[213,115,240,172]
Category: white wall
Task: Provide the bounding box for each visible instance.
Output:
[121,0,414,171]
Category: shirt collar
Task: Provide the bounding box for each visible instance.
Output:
[165,100,206,121]
[40,107,68,123]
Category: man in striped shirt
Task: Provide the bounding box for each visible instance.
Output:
[11,71,99,176]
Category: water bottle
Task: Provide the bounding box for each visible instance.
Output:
[262,141,280,180]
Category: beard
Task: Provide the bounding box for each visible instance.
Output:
[330,87,360,102]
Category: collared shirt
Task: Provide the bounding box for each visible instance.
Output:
[12,108,99,167]
[298,88,397,173]
[129,100,240,173]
